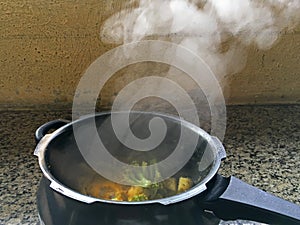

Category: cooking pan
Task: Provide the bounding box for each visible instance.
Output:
[34,111,300,225]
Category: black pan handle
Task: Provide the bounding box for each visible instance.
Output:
[35,119,69,143]
[198,175,300,225]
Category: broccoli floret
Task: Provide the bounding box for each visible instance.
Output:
[129,194,148,201]
[123,160,161,188]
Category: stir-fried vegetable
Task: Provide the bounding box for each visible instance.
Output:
[123,160,161,187]
[83,160,194,202]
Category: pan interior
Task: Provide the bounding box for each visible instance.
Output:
[45,112,216,202]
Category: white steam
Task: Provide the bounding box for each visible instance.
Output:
[100,0,300,77]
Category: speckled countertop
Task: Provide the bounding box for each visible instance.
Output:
[0,105,299,225]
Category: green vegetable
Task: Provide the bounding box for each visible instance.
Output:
[130,194,148,201]
[124,160,161,188]
[119,160,194,201]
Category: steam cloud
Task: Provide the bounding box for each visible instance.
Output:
[100,0,300,78]
[72,0,300,187]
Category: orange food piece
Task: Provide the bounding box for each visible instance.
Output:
[85,180,128,201]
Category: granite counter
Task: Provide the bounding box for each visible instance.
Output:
[0,105,299,224]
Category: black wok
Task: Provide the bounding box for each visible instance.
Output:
[34,111,300,225]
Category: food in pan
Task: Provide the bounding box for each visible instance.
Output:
[83,161,194,201]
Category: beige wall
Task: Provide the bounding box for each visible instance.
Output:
[0,0,299,109]
[227,31,300,105]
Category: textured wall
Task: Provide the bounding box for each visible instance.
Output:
[0,0,299,109]
[227,32,300,105]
